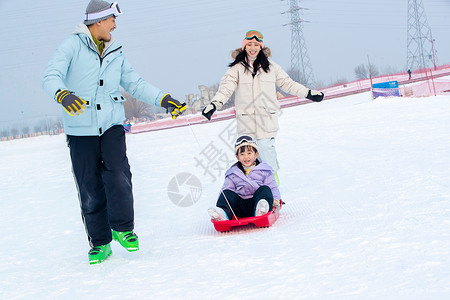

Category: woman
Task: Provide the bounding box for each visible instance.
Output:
[202,30,324,185]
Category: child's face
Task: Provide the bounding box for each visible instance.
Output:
[236,146,258,167]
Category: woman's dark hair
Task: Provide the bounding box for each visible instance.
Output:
[229,47,270,76]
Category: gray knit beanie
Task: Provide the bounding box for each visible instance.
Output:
[84,0,113,26]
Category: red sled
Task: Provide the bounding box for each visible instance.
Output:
[211,202,282,232]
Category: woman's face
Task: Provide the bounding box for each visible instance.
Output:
[245,40,261,59]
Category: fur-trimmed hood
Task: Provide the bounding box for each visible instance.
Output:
[231,47,272,60]
[211,45,309,140]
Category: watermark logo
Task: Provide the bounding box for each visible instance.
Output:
[170,91,283,206]
[193,91,282,182]
[193,139,234,182]
[167,172,202,207]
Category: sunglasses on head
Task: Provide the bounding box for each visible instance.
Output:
[84,1,122,22]
[235,135,256,147]
[245,30,263,42]
[110,2,122,16]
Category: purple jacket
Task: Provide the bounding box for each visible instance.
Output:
[219,160,281,200]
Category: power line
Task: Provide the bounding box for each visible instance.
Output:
[407,0,438,70]
[282,0,315,87]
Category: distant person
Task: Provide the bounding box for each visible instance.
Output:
[208,136,281,221]
[42,0,185,264]
[201,30,324,185]
[408,69,412,80]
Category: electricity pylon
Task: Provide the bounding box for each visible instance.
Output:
[407,0,437,70]
[283,0,315,87]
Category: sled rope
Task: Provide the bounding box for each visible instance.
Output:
[184,115,239,220]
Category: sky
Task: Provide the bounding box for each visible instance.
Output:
[0,0,449,128]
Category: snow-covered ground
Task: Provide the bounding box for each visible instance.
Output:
[1,91,450,299]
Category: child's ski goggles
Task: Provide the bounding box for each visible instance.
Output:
[244,30,263,42]
[84,2,122,22]
[235,135,257,147]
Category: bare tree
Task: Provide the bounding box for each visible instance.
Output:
[121,91,153,121]
[354,63,379,79]
[55,118,64,130]
[370,64,379,78]
[354,64,368,79]
[330,77,349,87]
[38,120,48,132]
[287,67,309,85]
[1,130,9,137]
[314,79,328,90]
[34,125,42,133]
[382,65,402,75]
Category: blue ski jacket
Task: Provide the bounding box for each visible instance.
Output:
[42,23,166,136]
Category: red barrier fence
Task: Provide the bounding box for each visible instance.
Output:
[130,66,450,134]
[2,67,450,140]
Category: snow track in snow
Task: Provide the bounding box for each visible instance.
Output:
[1,92,450,299]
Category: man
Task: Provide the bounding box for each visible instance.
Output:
[42,0,185,264]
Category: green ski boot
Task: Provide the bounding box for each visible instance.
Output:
[88,243,112,265]
[112,230,139,252]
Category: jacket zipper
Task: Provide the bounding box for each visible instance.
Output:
[78,35,122,67]
[99,46,123,66]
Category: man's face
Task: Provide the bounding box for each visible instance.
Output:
[96,16,116,42]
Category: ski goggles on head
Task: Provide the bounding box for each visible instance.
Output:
[244,30,263,42]
[84,2,122,22]
[235,135,257,147]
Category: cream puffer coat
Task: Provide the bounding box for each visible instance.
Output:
[211,48,309,139]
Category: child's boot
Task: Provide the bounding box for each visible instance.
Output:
[112,230,139,252]
[88,243,112,264]
[208,207,228,221]
[255,199,269,216]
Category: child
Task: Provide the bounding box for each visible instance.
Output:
[208,136,281,221]
[202,30,324,186]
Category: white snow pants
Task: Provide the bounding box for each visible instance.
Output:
[256,138,279,172]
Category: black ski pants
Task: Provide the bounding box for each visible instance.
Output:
[216,185,273,219]
[67,125,134,247]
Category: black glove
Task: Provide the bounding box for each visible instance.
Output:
[56,90,87,116]
[202,102,217,120]
[160,94,186,119]
[306,89,324,102]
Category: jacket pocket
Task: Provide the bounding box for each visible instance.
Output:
[109,92,126,103]
[237,113,256,136]
[109,92,127,124]
[63,97,93,127]
[260,106,279,133]
[259,71,276,83]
